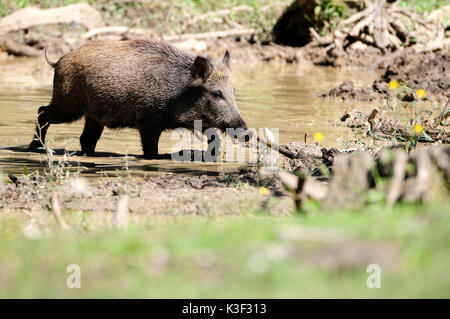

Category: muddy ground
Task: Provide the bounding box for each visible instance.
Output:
[0,169,296,216]
[0,139,341,216]
[320,49,450,105]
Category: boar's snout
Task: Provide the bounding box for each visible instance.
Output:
[226,117,253,143]
[237,128,253,142]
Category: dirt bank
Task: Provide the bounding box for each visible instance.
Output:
[320,49,450,105]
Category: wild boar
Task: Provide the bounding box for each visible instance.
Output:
[28,40,251,159]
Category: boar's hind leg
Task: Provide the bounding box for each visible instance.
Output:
[80,117,104,156]
[28,103,84,151]
[28,106,51,151]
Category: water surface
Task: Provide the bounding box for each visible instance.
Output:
[0,57,377,177]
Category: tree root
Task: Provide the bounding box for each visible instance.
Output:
[308,0,447,56]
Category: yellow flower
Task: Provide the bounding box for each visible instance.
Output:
[414,124,423,134]
[313,132,324,142]
[388,80,399,90]
[416,89,426,99]
[259,187,269,196]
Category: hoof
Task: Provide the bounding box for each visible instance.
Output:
[142,153,158,160]
[81,150,95,157]
[28,139,44,152]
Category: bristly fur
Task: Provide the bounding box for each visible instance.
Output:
[29,40,248,159]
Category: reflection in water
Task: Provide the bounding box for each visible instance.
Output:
[233,62,377,142]
[0,58,378,177]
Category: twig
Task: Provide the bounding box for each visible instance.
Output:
[368,108,379,123]
[8,173,18,184]
[190,5,253,24]
[21,209,33,218]
[160,2,175,41]
[223,16,246,29]
[114,195,129,227]
[51,191,69,231]
[257,136,299,159]
[81,26,147,39]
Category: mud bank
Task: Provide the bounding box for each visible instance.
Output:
[320,49,450,104]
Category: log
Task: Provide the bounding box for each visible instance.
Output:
[415,38,450,53]
[0,38,42,56]
[0,4,102,36]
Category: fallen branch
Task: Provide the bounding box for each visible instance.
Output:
[257,136,299,160]
[83,27,257,41]
[415,38,450,53]
[190,5,253,24]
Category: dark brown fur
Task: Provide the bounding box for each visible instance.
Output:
[29,40,249,158]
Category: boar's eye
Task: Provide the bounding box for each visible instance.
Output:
[211,90,224,99]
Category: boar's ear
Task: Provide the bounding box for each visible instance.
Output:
[222,50,231,69]
[191,56,213,82]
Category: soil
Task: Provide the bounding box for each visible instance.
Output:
[204,37,303,63]
[303,42,385,68]
[0,140,346,217]
[319,49,450,105]
[0,171,294,216]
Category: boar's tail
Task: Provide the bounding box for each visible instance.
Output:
[44,48,57,68]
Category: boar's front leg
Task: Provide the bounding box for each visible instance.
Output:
[80,116,104,156]
[139,126,162,159]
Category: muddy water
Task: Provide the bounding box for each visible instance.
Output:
[0,57,377,177]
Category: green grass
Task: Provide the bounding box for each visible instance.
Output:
[399,0,449,13]
[1,202,449,298]
[0,0,292,32]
